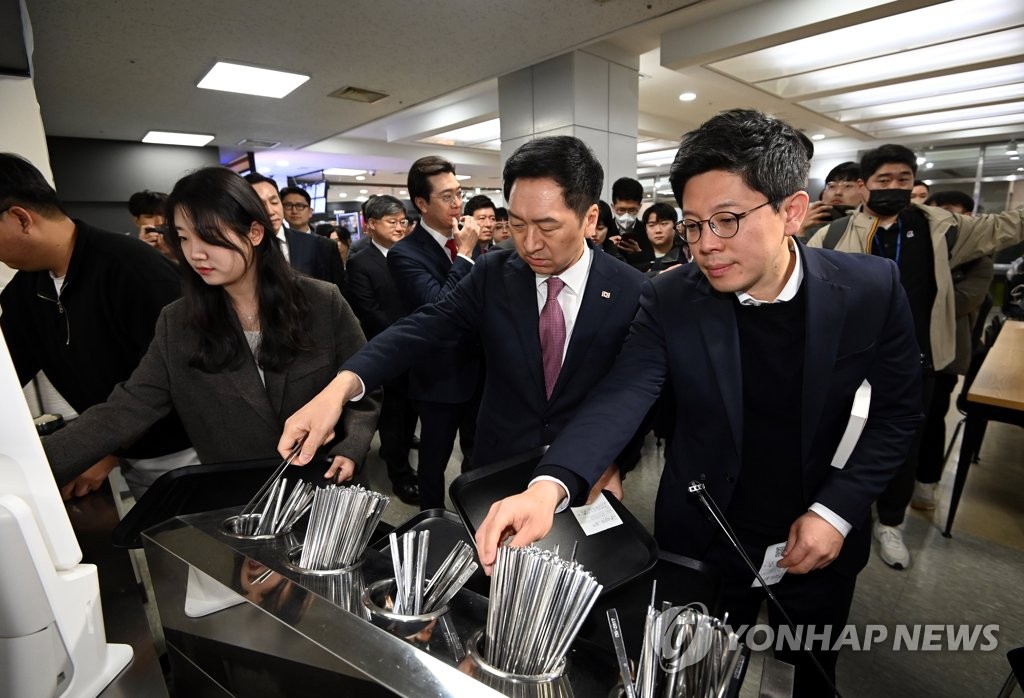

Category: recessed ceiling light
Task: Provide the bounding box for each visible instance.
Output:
[925,162,934,169]
[1011,155,1021,161]
[355,175,366,181]
[339,192,348,197]
[916,156,927,165]
[678,92,697,102]
[455,175,472,181]
[356,196,368,202]
[399,190,408,196]
[923,180,932,185]
[142,130,214,147]
[359,189,368,194]
[324,168,367,177]
[197,61,309,99]
[258,167,272,174]
[276,160,289,167]
[811,133,825,141]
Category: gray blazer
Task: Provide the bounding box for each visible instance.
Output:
[43,277,379,485]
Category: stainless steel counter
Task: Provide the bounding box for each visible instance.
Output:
[143,508,623,697]
[143,505,618,695]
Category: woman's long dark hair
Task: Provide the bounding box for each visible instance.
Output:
[165,167,310,373]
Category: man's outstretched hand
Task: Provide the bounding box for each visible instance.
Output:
[474,480,564,575]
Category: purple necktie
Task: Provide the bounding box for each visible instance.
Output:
[539,277,566,399]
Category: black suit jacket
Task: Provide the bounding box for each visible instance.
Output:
[344,245,650,468]
[538,244,923,576]
[386,223,479,403]
[285,227,346,291]
[343,244,404,339]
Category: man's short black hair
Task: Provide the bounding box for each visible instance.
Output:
[860,144,918,181]
[243,172,279,193]
[611,177,643,204]
[128,190,168,217]
[0,153,66,218]
[924,190,974,212]
[669,109,809,210]
[464,194,496,217]
[502,136,602,220]
[279,186,311,204]
[365,194,406,220]
[824,161,860,184]
[494,206,508,222]
[914,179,929,190]
[642,202,678,224]
[407,156,456,208]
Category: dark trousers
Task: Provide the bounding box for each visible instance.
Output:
[413,398,477,510]
[916,372,959,484]
[377,374,417,483]
[704,534,856,698]
[876,370,935,526]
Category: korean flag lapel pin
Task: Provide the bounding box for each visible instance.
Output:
[601,290,612,299]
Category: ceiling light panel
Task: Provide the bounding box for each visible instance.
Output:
[637,138,679,154]
[827,82,1024,123]
[198,61,310,98]
[753,27,1024,100]
[142,131,214,146]
[868,113,1024,139]
[418,118,501,149]
[853,101,1024,135]
[800,64,1024,113]
[709,0,1022,84]
[323,168,367,177]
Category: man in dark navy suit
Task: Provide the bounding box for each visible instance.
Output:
[279,137,650,506]
[352,156,482,509]
[475,110,923,697]
[343,194,419,505]
[245,174,345,292]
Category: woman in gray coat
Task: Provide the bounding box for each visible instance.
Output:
[43,167,378,486]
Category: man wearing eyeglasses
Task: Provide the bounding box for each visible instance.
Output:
[798,161,861,238]
[280,186,314,233]
[473,110,925,696]
[244,174,346,292]
[367,155,482,510]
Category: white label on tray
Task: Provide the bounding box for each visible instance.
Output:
[570,495,623,536]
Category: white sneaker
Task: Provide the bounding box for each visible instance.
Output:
[873,522,911,569]
[911,481,937,511]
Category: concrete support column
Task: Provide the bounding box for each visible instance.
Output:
[498,45,638,202]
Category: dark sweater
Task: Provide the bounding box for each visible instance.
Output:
[0,220,191,458]
[726,286,807,540]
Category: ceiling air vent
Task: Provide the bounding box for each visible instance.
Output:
[236,138,280,149]
[329,86,389,103]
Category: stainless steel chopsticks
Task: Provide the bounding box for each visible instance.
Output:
[298,484,389,570]
[484,545,603,676]
[616,586,742,698]
[388,533,478,614]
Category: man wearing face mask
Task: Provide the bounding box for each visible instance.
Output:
[808,143,1024,570]
[609,177,655,270]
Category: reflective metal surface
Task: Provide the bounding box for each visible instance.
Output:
[143,508,731,697]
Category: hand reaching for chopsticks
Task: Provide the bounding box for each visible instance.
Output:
[278,370,365,465]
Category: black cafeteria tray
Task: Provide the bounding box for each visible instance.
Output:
[448,450,658,594]
[370,508,490,596]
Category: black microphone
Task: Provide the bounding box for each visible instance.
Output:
[687,480,842,698]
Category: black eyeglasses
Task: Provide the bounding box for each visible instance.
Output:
[679,201,773,244]
[283,202,309,211]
